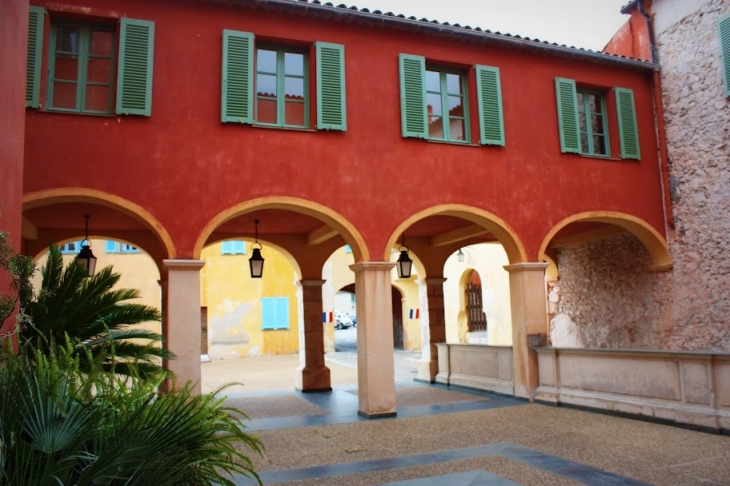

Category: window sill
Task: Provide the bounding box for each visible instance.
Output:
[251,123,315,133]
[37,108,117,118]
[576,153,627,162]
[423,138,481,148]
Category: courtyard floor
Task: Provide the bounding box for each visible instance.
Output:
[201,334,730,485]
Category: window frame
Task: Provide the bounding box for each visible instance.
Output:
[47,20,117,115]
[221,240,246,255]
[576,88,610,157]
[254,45,309,129]
[424,66,470,144]
[59,241,81,254]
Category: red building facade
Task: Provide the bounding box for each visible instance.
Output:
[10,0,672,416]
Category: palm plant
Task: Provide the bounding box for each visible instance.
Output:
[0,342,263,485]
[20,245,172,377]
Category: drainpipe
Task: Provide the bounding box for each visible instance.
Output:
[639,0,674,230]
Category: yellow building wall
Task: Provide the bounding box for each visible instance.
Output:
[31,239,161,335]
[443,243,513,345]
[201,241,299,359]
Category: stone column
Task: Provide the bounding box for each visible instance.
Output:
[350,261,397,418]
[163,259,205,394]
[296,279,331,392]
[504,262,549,400]
[417,277,447,382]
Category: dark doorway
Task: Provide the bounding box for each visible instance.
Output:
[392,287,404,349]
[200,306,209,354]
[466,271,487,332]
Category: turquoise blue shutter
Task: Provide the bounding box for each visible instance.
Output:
[221,30,254,124]
[615,87,641,160]
[275,297,289,329]
[26,6,45,108]
[105,240,117,253]
[116,19,154,116]
[475,65,505,146]
[399,54,427,138]
[316,42,346,131]
[555,78,580,153]
[234,241,245,254]
[718,12,730,97]
[262,298,276,330]
[221,241,232,254]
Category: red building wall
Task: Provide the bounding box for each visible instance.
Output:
[0,0,28,327]
[604,3,654,61]
[24,0,665,260]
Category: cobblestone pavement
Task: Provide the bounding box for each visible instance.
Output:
[201,348,730,486]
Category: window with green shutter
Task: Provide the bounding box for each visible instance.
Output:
[26,10,154,116]
[255,46,308,128]
[718,12,730,97]
[556,78,624,158]
[399,55,505,145]
[221,31,346,131]
[47,22,117,114]
[425,67,469,143]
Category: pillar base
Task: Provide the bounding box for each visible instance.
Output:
[296,365,332,392]
[358,411,397,419]
[417,358,438,383]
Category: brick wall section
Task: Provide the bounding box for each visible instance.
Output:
[553,234,671,349]
[658,0,730,351]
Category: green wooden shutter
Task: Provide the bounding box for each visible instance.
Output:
[316,42,346,131]
[475,65,505,146]
[116,19,155,116]
[399,54,427,138]
[221,30,254,124]
[26,6,45,108]
[615,87,640,160]
[555,78,580,153]
[719,12,730,97]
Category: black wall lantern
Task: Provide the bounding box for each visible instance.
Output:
[76,214,97,277]
[457,248,465,262]
[396,234,413,279]
[249,219,264,279]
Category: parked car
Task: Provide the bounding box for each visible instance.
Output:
[334,310,354,329]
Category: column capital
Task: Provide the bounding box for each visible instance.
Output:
[300,279,326,287]
[163,259,205,271]
[349,261,396,274]
[503,262,549,274]
[424,277,447,285]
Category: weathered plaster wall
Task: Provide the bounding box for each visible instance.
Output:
[201,242,300,358]
[656,0,730,351]
[551,234,670,349]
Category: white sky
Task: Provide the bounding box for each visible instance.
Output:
[342,0,631,51]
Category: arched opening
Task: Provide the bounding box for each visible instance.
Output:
[540,212,673,349]
[195,198,366,394]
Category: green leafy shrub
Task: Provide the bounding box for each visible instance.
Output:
[0,343,263,485]
[21,245,172,378]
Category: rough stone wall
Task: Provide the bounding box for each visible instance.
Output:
[552,234,671,349]
[657,0,730,351]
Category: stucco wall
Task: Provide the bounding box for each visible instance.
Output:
[657,0,730,351]
[201,242,300,358]
[0,0,27,327]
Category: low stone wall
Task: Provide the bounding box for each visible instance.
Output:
[436,343,513,396]
[535,347,730,432]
